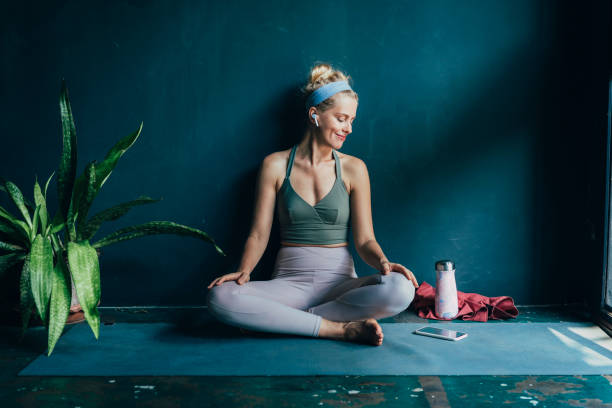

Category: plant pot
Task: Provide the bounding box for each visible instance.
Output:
[1,256,100,328]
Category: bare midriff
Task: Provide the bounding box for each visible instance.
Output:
[281,242,349,248]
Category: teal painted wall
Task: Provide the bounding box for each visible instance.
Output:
[1,0,609,306]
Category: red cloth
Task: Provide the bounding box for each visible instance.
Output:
[409,281,519,322]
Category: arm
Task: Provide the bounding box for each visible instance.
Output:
[235,154,278,275]
[350,158,389,269]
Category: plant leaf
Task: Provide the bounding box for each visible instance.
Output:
[57,79,78,225]
[66,189,78,241]
[44,171,55,201]
[3,181,32,229]
[47,211,65,237]
[80,196,161,241]
[0,222,29,248]
[34,178,48,233]
[91,221,226,256]
[69,122,143,231]
[96,122,143,189]
[0,252,25,279]
[0,179,35,212]
[73,161,96,238]
[31,205,41,241]
[0,241,25,252]
[47,256,70,356]
[29,234,54,325]
[19,257,35,338]
[67,241,100,339]
[0,205,31,244]
[50,222,65,235]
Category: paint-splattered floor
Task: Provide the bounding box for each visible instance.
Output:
[1,305,611,407]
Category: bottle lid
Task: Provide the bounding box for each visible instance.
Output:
[435,260,455,271]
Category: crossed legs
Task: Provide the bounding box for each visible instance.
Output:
[206,269,415,339]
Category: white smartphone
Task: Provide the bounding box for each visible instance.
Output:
[414,326,468,341]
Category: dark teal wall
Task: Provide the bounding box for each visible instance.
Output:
[1,0,609,306]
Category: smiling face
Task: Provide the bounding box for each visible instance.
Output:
[309,93,358,149]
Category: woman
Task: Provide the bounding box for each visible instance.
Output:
[206,63,418,346]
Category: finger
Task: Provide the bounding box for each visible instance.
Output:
[380,263,387,275]
[400,265,412,275]
[400,265,419,287]
[405,271,418,287]
[402,271,413,284]
[207,278,218,289]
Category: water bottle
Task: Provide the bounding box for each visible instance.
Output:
[435,260,458,319]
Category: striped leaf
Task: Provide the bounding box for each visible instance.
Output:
[19,257,35,337]
[43,171,55,200]
[67,241,100,339]
[34,178,48,234]
[47,211,65,237]
[49,221,65,235]
[29,234,54,324]
[31,205,40,241]
[4,181,32,229]
[0,206,31,246]
[79,196,160,241]
[74,161,96,236]
[0,252,25,279]
[47,257,70,356]
[0,180,35,211]
[66,194,78,241]
[91,221,226,256]
[0,241,25,252]
[58,79,78,224]
[95,122,143,189]
[69,123,143,229]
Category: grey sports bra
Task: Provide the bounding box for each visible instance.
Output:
[276,144,351,245]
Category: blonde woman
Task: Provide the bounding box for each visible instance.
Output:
[206,63,418,346]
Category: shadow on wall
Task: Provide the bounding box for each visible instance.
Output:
[377,43,577,303]
[209,34,585,306]
[212,82,308,281]
[212,44,561,296]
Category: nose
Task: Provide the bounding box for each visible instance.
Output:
[345,122,352,134]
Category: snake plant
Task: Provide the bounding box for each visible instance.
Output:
[0,79,226,356]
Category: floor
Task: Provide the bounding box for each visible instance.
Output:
[1,304,611,407]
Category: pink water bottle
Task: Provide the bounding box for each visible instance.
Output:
[435,260,458,319]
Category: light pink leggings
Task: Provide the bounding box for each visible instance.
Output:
[206,245,415,337]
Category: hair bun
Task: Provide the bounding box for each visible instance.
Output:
[302,62,352,95]
[300,62,358,112]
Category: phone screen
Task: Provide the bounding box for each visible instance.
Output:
[417,327,466,338]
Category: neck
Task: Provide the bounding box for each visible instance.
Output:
[298,128,334,166]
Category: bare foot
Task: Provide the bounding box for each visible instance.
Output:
[342,318,384,346]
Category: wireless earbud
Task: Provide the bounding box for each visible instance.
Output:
[311,113,319,127]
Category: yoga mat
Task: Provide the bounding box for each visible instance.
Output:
[18,321,612,376]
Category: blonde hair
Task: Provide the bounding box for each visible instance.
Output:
[301,62,359,112]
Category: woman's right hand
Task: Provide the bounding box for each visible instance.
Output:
[207,271,251,289]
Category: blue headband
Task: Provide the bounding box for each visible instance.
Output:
[306,80,353,109]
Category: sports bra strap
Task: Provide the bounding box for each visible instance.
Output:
[333,149,341,180]
[286,144,341,180]
[286,144,297,179]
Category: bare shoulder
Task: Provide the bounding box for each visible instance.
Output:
[261,148,292,192]
[336,151,367,194]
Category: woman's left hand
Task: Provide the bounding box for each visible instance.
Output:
[380,260,419,288]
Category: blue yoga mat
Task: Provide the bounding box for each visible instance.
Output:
[18,321,612,376]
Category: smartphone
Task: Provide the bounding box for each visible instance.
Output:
[413,326,468,341]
